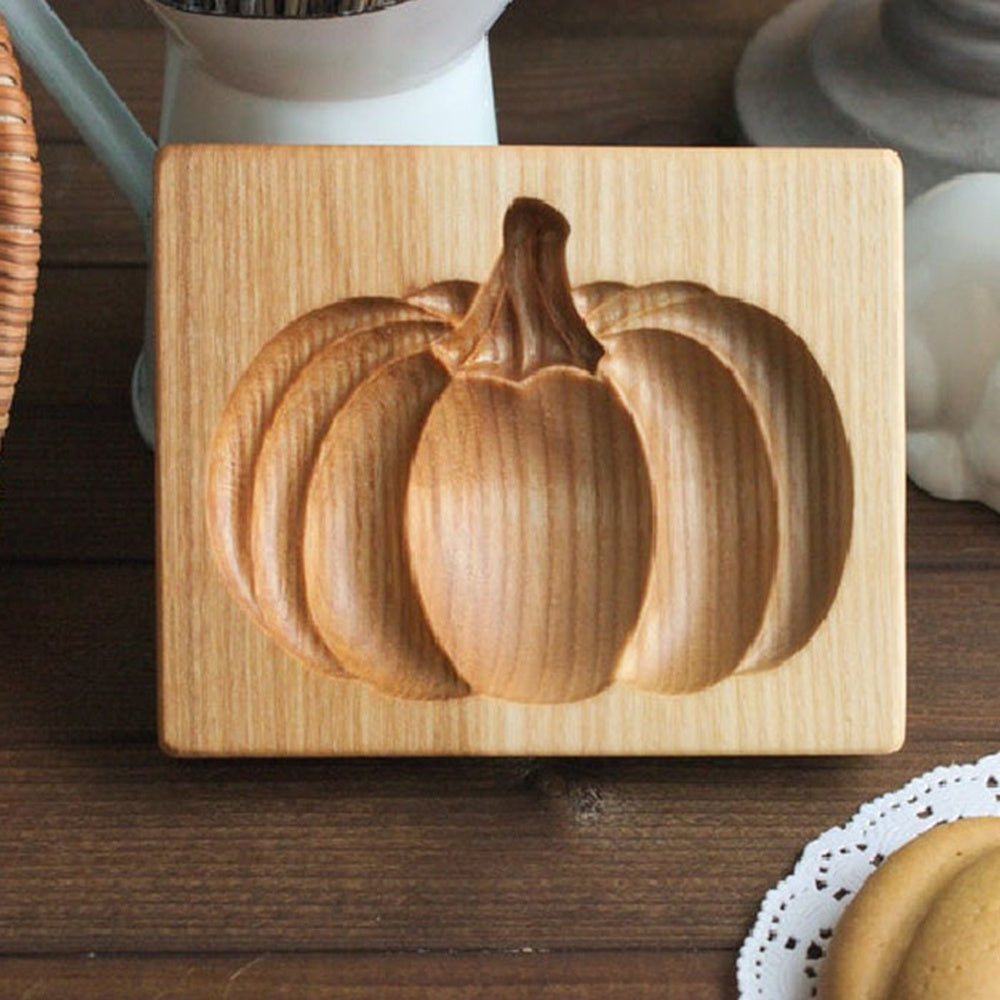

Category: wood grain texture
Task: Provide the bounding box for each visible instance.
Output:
[3,741,1000,954]
[2,561,999,746]
[206,299,433,617]
[401,199,654,703]
[599,329,778,692]
[302,349,467,700]
[0,951,736,1000]
[34,143,145,265]
[252,319,445,675]
[0,561,997,959]
[156,144,905,755]
[0,405,154,561]
[407,367,654,702]
[589,288,854,673]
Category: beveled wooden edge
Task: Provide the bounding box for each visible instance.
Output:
[0,15,42,449]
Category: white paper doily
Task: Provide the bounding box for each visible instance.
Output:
[737,750,1000,1000]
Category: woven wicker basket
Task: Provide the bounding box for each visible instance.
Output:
[0,15,42,450]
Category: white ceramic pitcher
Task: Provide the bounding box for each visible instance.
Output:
[2,0,511,445]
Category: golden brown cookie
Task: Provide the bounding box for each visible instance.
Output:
[889,845,1000,1000]
[822,816,1000,1000]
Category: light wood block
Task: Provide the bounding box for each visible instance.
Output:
[156,144,905,755]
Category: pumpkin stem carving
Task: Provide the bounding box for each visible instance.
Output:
[433,198,605,380]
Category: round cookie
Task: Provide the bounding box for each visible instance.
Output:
[890,846,1000,1000]
[823,816,1000,1000]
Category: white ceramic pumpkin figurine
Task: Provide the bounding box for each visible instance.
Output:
[905,172,1000,514]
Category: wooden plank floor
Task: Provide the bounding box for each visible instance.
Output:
[2,0,999,996]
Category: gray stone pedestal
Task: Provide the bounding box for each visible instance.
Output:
[735,0,1000,199]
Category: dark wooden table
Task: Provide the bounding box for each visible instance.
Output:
[2,1,999,996]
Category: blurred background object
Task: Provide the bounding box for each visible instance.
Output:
[905,172,1000,514]
[736,0,1000,199]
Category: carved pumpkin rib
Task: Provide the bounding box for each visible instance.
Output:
[251,319,449,678]
[302,349,469,700]
[206,297,439,622]
[599,329,779,693]
[404,280,478,322]
[573,280,712,319]
[589,287,853,671]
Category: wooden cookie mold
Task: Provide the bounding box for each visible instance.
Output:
[156,146,905,755]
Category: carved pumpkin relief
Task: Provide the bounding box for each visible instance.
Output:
[207,198,852,703]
